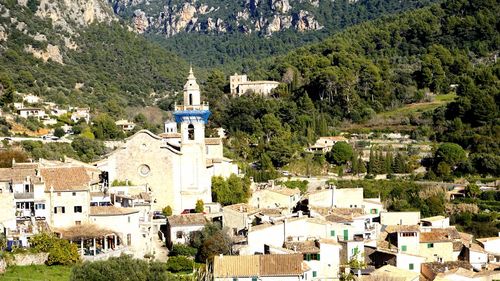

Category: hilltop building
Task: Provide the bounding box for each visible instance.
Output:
[230,73,280,96]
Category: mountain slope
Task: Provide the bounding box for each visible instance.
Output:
[0,0,189,109]
[110,0,440,69]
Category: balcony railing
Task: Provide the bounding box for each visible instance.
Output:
[174,102,209,111]
[14,192,34,199]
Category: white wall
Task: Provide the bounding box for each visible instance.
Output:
[380,212,420,226]
[47,190,90,228]
[396,253,424,273]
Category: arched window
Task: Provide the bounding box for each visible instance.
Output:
[189,94,193,105]
[188,124,195,140]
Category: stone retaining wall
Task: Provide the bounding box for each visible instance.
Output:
[13,252,49,266]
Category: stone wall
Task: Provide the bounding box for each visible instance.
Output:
[13,252,49,266]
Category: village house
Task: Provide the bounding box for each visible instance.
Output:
[70,107,90,123]
[165,213,206,248]
[306,136,349,153]
[380,211,421,226]
[204,137,239,179]
[223,203,259,235]
[366,246,426,274]
[41,167,94,228]
[22,94,41,104]
[420,215,450,229]
[461,243,489,271]
[419,230,456,262]
[89,206,144,257]
[249,186,301,212]
[17,107,46,119]
[308,187,384,217]
[50,107,68,117]
[229,73,280,97]
[477,235,500,264]
[115,119,136,132]
[211,254,309,281]
[282,239,341,280]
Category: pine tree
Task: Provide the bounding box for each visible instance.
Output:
[358,157,367,174]
[351,151,359,174]
[368,148,375,174]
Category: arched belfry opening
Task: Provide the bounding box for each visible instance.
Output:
[188,124,195,140]
[189,94,193,105]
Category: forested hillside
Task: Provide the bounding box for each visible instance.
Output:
[147,0,439,68]
[0,0,189,109]
[206,0,499,176]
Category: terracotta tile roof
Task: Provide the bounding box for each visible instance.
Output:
[420,228,461,243]
[205,138,222,145]
[284,241,320,254]
[213,255,259,277]
[89,206,139,216]
[420,231,453,243]
[260,254,304,276]
[224,203,258,214]
[40,167,91,191]
[421,215,446,222]
[384,225,420,233]
[371,265,420,281]
[167,213,206,227]
[0,167,41,184]
[468,243,487,253]
[268,187,301,196]
[213,254,305,278]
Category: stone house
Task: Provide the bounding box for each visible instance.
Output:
[249,187,301,212]
[229,73,280,97]
[165,213,206,248]
[41,167,94,228]
[89,206,143,256]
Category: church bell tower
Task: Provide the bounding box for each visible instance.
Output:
[173,67,212,210]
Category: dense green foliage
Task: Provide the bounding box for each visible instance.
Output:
[327,142,353,165]
[70,255,193,281]
[336,180,446,217]
[211,174,251,206]
[20,137,107,163]
[165,256,194,274]
[254,0,498,121]
[30,233,80,265]
[0,2,189,112]
[168,244,197,258]
[188,223,231,263]
[208,0,499,178]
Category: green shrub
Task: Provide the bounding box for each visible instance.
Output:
[166,256,194,274]
[169,244,197,257]
[30,233,80,265]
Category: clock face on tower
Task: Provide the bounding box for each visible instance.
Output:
[138,164,151,177]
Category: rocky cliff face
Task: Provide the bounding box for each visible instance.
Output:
[0,0,117,64]
[109,0,324,36]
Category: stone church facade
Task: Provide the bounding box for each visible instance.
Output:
[96,69,236,213]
